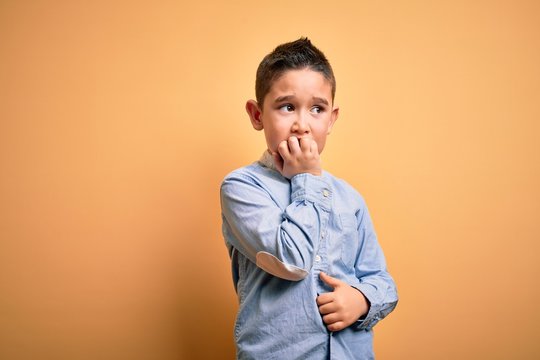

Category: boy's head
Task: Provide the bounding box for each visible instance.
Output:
[246,38,339,156]
[255,37,336,108]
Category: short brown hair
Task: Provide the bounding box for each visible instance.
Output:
[255,37,336,107]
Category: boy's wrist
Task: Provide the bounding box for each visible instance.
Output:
[290,173,332,211]
[284,170,321,179]
[285,168,321,178]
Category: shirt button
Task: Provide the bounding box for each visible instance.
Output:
[322,189,330,197]
[315,255,321,262]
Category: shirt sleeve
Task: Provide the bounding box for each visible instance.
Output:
[220,172,332,281]
[349,203,398,331]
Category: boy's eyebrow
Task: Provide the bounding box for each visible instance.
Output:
[273,95,295,103]
[273,95,330,105]
[312,96,329,105]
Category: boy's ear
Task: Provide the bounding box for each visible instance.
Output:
[327,106,339,134]
[246,100,264,131]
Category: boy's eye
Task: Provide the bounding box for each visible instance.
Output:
[279,104,294,112]
[311,106,324,114]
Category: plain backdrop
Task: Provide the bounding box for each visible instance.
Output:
[1,0,539,359]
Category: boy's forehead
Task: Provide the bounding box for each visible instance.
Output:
[266,69,333,102]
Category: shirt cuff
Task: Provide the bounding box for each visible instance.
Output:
[290,173,332,211]
[351,283,382,330]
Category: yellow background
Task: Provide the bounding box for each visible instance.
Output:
[1,0,539,359]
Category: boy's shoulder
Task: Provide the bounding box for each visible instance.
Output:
[221,158,287,192]
[222,160,274,181]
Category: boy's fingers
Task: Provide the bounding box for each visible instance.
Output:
[287,136,301,154]
[299,137,312,153]
[316,292,333,306]
[327,321,346,332]
[318,302,336,315]
[310,139,318,154]
[322,312,341,324]
[320,272,342,289]
[277,140,290,158]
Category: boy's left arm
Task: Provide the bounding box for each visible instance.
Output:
[317,204,398,332]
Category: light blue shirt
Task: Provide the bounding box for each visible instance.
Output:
[220,152,398,359]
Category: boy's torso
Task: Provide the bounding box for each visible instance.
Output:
[222,155,375,359]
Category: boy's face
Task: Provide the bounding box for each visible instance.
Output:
[246,68,339,155]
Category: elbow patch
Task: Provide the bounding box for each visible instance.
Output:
[255,251,308,281]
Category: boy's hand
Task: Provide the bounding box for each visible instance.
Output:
[316,272,370,332]
[272,136,321,179]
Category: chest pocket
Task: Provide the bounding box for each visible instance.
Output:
[338,212,359,268]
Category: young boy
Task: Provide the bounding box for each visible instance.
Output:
[220,38,398,359]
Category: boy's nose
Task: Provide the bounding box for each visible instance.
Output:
[292,113,310,134]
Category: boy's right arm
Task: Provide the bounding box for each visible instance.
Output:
[220,170,331,281]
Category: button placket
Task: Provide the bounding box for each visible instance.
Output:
[313,214,329,273]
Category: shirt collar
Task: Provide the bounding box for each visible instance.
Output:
[258,150,278,171]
